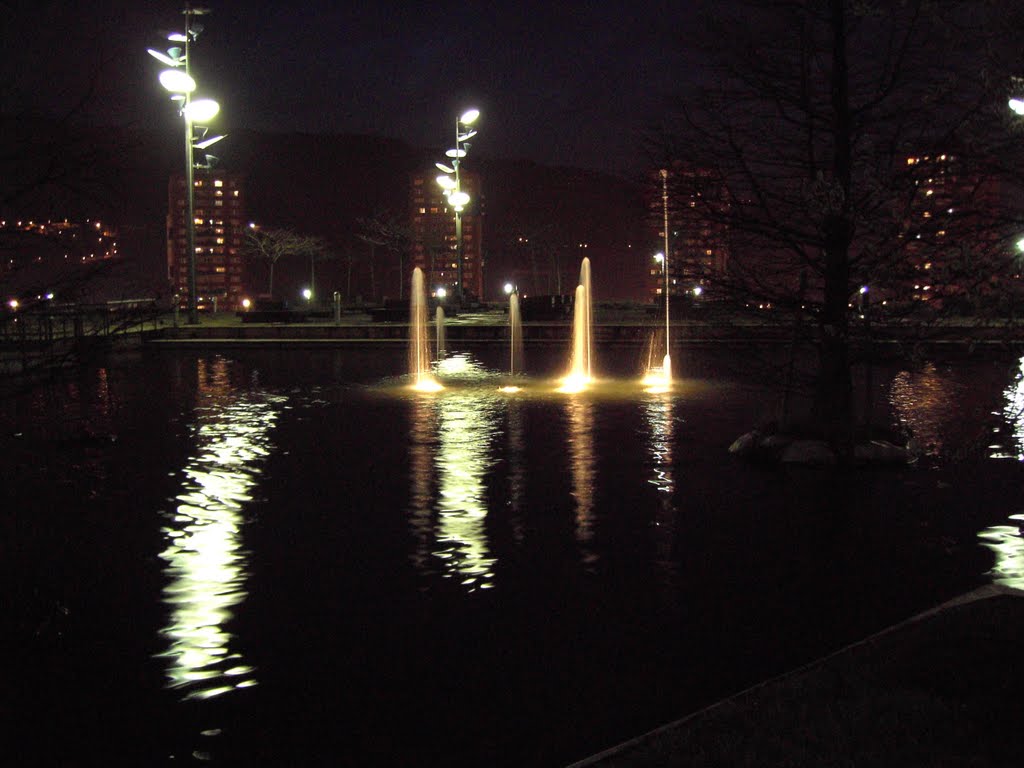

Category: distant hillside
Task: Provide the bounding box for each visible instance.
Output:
[5,122,651,301]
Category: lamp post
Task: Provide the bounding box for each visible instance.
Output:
[435,108,480,305]
[659,168,671,376]
[148,7,223,325]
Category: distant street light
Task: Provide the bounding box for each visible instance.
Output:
[302,287,313,303]
[148,7,224,325]
[504,282,514,295]
[1009,97,1024,116]
[435,108,480,304]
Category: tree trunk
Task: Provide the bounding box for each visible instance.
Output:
[813,0,855,451]
[368,244,377,301]
[269,260,275,298]
[815,220,853,446]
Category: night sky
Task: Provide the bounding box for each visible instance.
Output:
[4,0,702,177]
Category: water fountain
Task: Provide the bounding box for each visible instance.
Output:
[509,291,522,377]
[436,306,447,360]
[409,268,442,391]
[560,257,593,393]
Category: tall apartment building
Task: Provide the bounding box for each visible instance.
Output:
[409,168,484,301]
[167,169,247,309]
[646,165,729,302]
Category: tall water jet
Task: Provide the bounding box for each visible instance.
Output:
[409,268,442,391]
[500,292,524,393]
[509,292,523,376]
[560,257,592,393]
[642,328,672,393]
[436,306,447,360]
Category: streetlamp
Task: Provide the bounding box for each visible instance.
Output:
[148,7,224,325]
[435,108,480,305]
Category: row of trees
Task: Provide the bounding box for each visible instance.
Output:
[243,212,412,303]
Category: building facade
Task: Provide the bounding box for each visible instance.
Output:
[409,169,484,301]
[167,169,247,309]
[646,165,729,302]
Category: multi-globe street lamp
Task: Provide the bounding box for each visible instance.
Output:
[148,7,224,325]
[435,108,480,305]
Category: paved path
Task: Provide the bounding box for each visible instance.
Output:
[570,585,1024,767]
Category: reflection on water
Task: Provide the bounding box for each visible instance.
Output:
[978,356,1024,589]
[158,357,284,700]
[888,362,962,456]
[644,393,678,586]
[506,399,526,544]
[993,356,1024,460]
[567,398,596,555]
[644,394,675,496]
[978,513,1024,590]
[409,388,500,591]
[408,396,439,573]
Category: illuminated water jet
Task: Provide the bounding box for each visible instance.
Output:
[409,268,442,392]
[509,291,523,377]
[559,258,593,393]
[436,306,446,360]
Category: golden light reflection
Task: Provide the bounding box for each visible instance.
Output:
[888,362,960,456]
[558,372,591,394]
[642,354,673,394]
[567,397,596,553]
[408,391,499,591]
[158,356,283,700]
[410,375,444,393]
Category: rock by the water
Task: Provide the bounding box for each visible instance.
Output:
[728,431,760,456]
[780,440,837,465]
[853,440,912,464]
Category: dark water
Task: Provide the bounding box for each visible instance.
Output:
[4,345,1023,766]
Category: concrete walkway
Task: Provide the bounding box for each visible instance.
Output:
[570,584,1024,767]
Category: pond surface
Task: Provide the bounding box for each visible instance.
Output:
[4,345,1024,766]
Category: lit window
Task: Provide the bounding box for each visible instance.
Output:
[214,180,223,187]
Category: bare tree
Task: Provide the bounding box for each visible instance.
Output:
[661,0,1024,449]
[357,212,411,301]
[244,228,327,299]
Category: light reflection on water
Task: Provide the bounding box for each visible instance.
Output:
[978,355,1024,589]
[643,393,678,585]
[158,357,284,700]
[567,398,596,558]
[409,386,501,591]
[888,362,962,456]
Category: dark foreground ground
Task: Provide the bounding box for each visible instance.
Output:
[571,586,1024,767]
